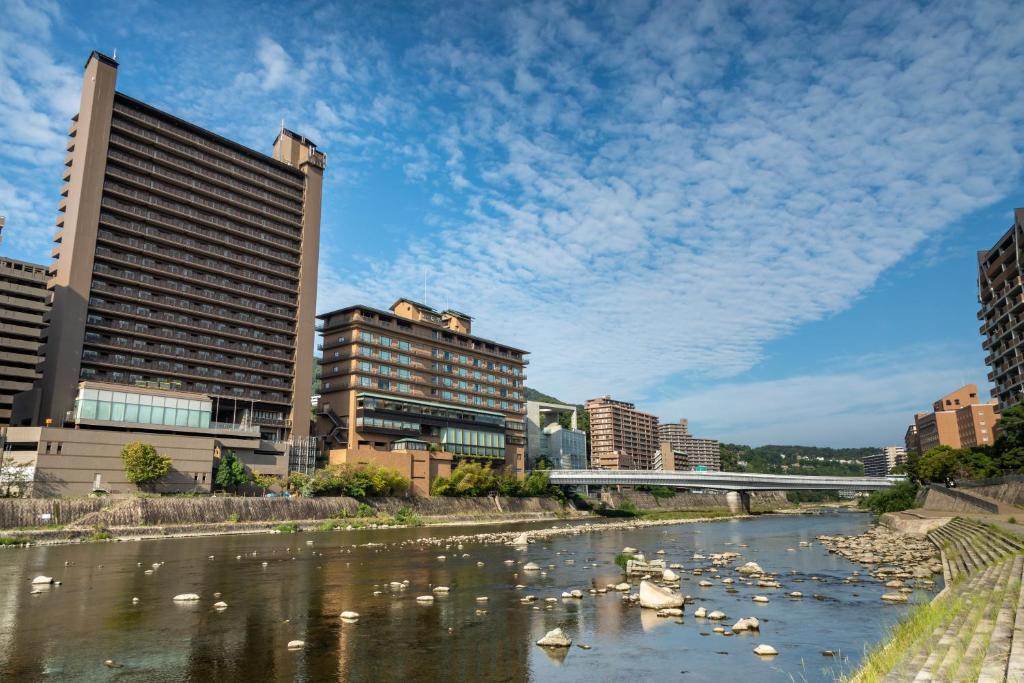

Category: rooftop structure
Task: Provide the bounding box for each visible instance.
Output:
[525,400,587,470]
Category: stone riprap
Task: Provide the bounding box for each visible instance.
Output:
[848,517,1024,682]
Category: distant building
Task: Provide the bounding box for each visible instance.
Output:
[654,440,687,471]
[905,424,920,456]
[882,445,907,471]
[979,208,1024,408]
[863,452,888,477]
[586,396,659,470]
[0,237,49,425]
[525,400,587,469]
[908,384,1000,455]
[658,418,721,471]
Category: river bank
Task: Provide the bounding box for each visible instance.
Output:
[0,490,791,546]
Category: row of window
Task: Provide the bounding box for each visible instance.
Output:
[356,396,506,426]
[355,416,420,431]
[353,331,521,375]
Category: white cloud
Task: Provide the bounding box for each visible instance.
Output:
[651,344,990,447]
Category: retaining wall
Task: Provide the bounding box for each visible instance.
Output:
[598,490,789,512]
[0,495,574,530]
[958,475,1024,507]
[920,485,999,514]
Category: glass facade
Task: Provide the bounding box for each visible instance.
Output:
[440,427,505,458]
[74,387,212,428]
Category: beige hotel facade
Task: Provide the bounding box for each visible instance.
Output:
[317,299,528,494]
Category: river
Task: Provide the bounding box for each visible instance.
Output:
[0,511,931,682]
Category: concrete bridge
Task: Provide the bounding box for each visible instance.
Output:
[546,469,902,513]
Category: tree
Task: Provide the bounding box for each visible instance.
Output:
[0,458,31,498]
[215,450,249,493]
[121,442,172,492]
[252,472,280,496]
[859,481,919,514]
[916,446,959,483]
[996,404,1024,451]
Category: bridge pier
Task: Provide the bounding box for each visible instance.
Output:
[726,490,750,514]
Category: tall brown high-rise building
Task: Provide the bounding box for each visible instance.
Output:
[979,208,1024,409]
[908,384,999,455]
[0,217,50,425]
[317,299,528,492]
[585,396,659,470]
[19,52,324,442]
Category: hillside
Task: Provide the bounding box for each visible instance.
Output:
[720,443,875,476]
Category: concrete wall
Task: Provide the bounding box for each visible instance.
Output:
[598,490,790,512]
[920,485,999,514]
[959,476,1024,507]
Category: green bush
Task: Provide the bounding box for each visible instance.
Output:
[291,464,410,498]
[614,553,636,569]
[355,502,374,517]
[431,462,565,499]
[121,442,171,492]
[0,536,30,546]
[273,522,299,533]
[317,520,339,532]
[647,486,676,499]
[858,481,919,514]
[226,513,240,524]
[394,506,422,527]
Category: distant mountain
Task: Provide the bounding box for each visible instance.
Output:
[525,387,566,404]
[720,443,878,475]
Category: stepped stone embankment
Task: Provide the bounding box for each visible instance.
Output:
[849,517,1024,682]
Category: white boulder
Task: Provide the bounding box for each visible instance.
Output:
[732,617,760,632]
[511,533,530,546]
[173,593,200,602]
[536,628,572,647]
[737,562,764,575]
[639,580,684,609]
[287,640,305,650]
[31,576,53,585]
[752,595,769,603]
[340,611,359,620]
[663,569,679,581]
[753,644,778,656]
[523,562,541,571]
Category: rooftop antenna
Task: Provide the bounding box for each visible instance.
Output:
[422,267,428,306]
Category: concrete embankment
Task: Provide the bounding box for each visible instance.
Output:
[600,490,791,512]
[849,516,1024,682]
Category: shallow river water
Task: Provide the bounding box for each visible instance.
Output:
[0,511,932,682]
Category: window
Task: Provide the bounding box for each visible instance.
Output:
[398,340,411,351]
[360,346,373,357]
[360,376,372,387]
[378,379,390,391]
[359,361,373,372]
[360,332,374,342]
[398,354,410,365]
[380,366,391,376]
[442,390,453,400]
[380,350,391,361]
[398,368,411,379]
[380,336,391,347]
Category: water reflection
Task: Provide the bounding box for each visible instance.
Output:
[0,513,928,682]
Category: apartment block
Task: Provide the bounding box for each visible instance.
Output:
[17,52,323,447]
[909,384,1000,455]
[979,208,1024,408]
[525,400,587,469]
[863,452,888,477]
[905,424,920,456]
[882,445,907,471]
[0,226,49,425]
[317,300,528,492]
[586,396,659,470]
[658,418,722,471]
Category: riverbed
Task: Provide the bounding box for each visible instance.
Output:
[0,511,933,682]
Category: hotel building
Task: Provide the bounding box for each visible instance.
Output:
[979,208,1024,408]
[658,418,722,471]
[16,51,323,445]
[586,396,659,470]
[317,300,528,493]
[908,384,1000,455]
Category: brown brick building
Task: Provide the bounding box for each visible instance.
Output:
[16,51,324,445]
[908,384,1000,455]
[317,300,528,493]
[586,396,659,470]
[979,208,1024,408]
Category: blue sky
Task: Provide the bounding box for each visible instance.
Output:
[1,0,1023,447]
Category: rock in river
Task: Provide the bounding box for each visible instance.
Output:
[639,581,684,609]
[732,617,760,632]
[173,593,200,602]
[737,562,764,575]
[753,644,778,656]
[523,562,541,571]
[537,628,572,648]
[31,576,53,585]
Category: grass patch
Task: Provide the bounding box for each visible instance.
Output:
[226,513,240,524]
[89,531,113,541]
[0,536,30,546]
[273,522,300,533]
[393,506,423,527]
[317,520,340,532]
[844,594,967,682]
[614,553,636,569]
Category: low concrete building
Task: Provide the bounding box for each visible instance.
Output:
[863,452,888,477]
[0,381,288,496]
[328,441,452,497]
[525,400,587,470]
